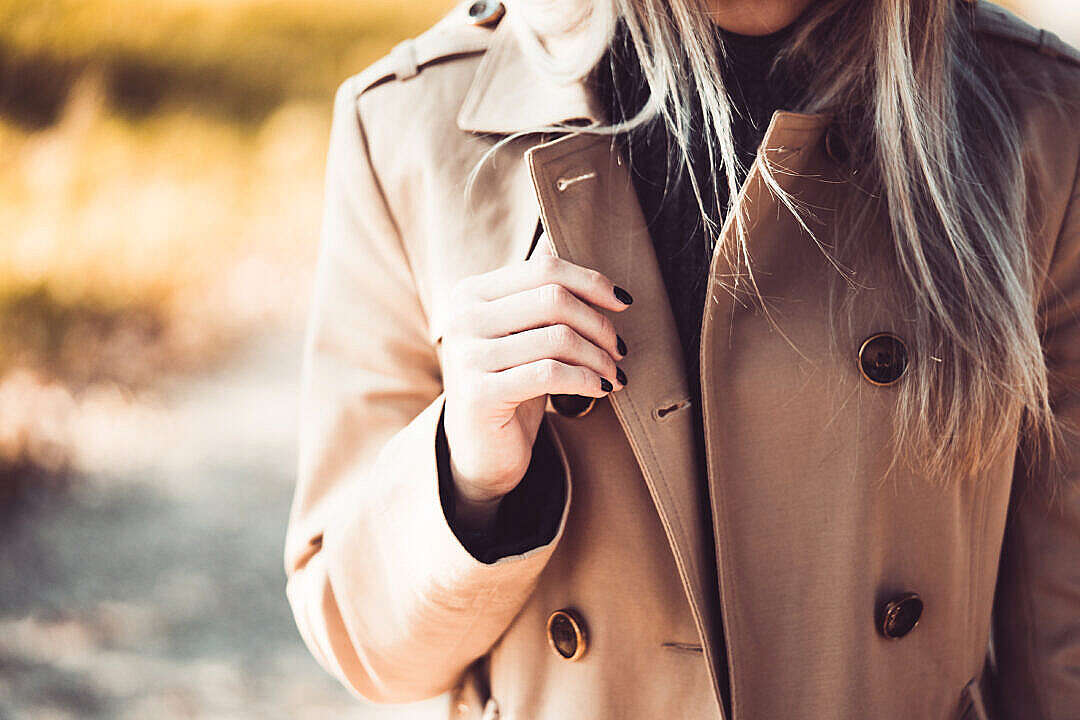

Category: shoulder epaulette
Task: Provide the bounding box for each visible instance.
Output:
[350,0,502,96]
[974,0,1080,68]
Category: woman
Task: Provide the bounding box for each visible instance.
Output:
[284,0,1080,717]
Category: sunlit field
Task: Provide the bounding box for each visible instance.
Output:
[0,0,453,481]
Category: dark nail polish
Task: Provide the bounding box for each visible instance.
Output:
[613,286,634,305]
[616,334,628,357]
[616,367,627,386]
[600,377,613,393]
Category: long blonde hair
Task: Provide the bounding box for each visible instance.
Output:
[469,0,1068,485]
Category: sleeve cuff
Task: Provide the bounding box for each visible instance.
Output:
[437,406,569,564]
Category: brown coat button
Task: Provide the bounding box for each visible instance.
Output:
[879,592,923,639]
[550,394,596,418]
[547,608,587,661]
[467,0,505,27]
[858,332,909,386]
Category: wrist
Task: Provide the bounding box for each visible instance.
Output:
[448,456,510,533]
[451,489,502,535]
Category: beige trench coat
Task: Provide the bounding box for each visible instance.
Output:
[284,1,1080,718]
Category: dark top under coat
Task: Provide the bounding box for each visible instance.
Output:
[592,16,803,478]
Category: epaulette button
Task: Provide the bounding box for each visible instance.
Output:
[467,0,505,28]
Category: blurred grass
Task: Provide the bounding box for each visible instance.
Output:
[0,0,454,483]
[0,73,325,385]
[0,0,452,127]
[0,0,455,383]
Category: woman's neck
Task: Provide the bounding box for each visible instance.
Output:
[704,0,815,36]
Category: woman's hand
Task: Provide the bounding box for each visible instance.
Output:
[442,241,631,530]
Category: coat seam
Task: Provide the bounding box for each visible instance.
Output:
[1012,502,1050,719]
[969,464,991,685]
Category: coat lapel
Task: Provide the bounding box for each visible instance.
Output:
[455,11,606,133]
[456,12,835,712]
[458,22,731,694]
[524,131,729,706]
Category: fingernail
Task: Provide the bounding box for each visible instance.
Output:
[613,286,634,305]
[616,367,627,386]
[616,334,628,357]
[600,377,613,393]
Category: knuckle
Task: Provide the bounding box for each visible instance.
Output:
[536,358,560,386]
[589,268,611,294]
[539,283,568,312]
[447,304,474,337]
[457,337,483,365]
[449,275,474,302]
[553,284,573,308]
[547,323,575,351]
[535,253,560,277]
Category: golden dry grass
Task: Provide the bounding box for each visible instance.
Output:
[0,76,327,381]
[0,0,454,476]
[0,0,453,124]
[0,0,456,387]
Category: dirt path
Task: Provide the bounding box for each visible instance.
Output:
[0,331,447,719]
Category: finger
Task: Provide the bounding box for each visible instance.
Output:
[489,359,612,406]
[465,253,632,313]
[479,283,622,360]
[481,324,623,388]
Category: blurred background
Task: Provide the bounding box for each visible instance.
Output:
[0,1,1076,718]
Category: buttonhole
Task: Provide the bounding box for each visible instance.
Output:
[555,170,597,192]
[661,642,703,654]
[653,399,691,421]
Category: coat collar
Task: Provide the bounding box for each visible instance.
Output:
[455,8,833,138]
[456,10,607,133]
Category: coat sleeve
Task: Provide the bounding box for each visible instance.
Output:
[990,149,1080,720]
[438,411,569,564]
[283,76,572,705]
